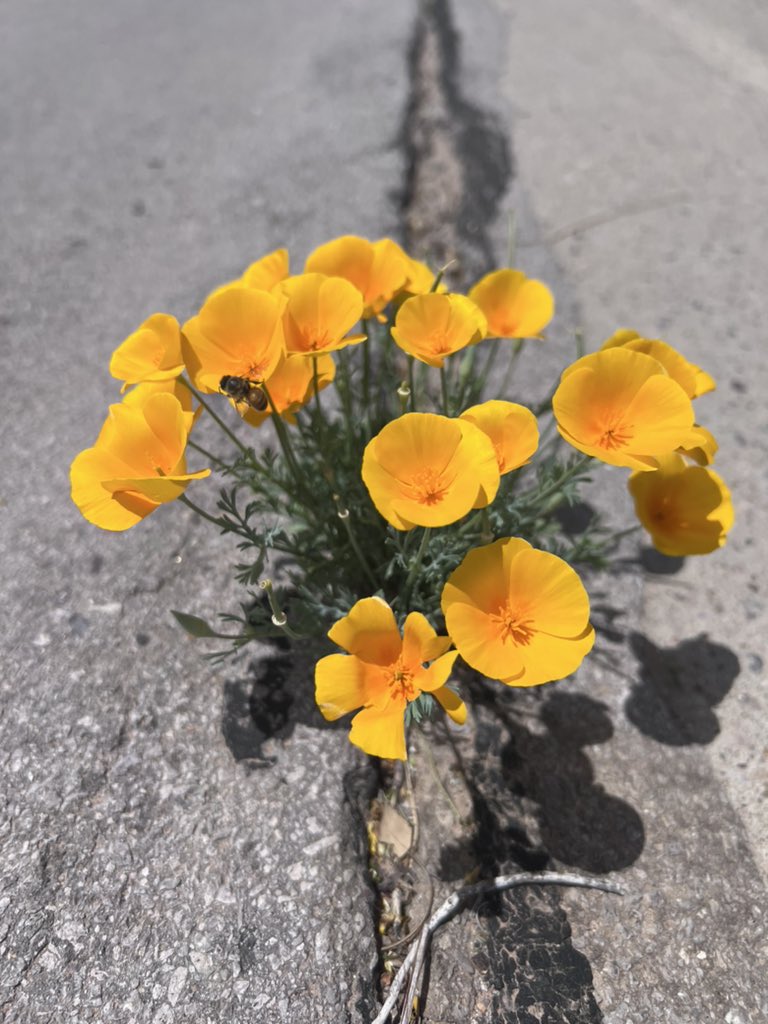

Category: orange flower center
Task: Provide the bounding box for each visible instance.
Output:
[596,418,633,450]
[244,361,267,382]
[405,468,449,506]
[491,605,536,646]
[387,659,418,702]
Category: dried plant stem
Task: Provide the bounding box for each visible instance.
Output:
[371,871,625,1024]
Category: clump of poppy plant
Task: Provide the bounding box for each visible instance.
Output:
[71,235,732,760]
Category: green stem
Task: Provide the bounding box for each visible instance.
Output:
[261,380,306,496]
[187,438,228,473]
[178,492,226,530]
[497,338,524,399]
[335,499,379,591]
[401,527,431,611]
[177,376,250,458]
[440,364,450,416]
[520,454,593,509]
[362,318,371,417]
[408,357,417,412]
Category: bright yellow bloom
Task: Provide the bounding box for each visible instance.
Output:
[553,348,695,470]
[467,269,554,339]
[601,330,715,399]
[239,352,336,427]
[70,393,209,531]
[391,293,486,367]
[362,413,500,530]
[304,235,409,318]
[181,285,285,394]
[677,424,718,466]
[121,377,195,413]
[441,538,594,686]
[240,248,289,291]
[278,273,365,356]
[628,454,733,556]
[396,255,446,298]
[460,401,539,474]
[315,597,463,760]
[109,314,183,391]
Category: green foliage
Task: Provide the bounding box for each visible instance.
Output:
[175,323,621,657]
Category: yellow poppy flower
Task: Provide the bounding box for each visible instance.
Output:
[441,538,594,686]
[553,348,695,470]
[677,424,718,466]
[237,351,336,427]
[467,269,554,339]
[601,330,715,399]
[240,248,289,291]
[181,285,285,394]
[391,293,487,367]
[121,377,195,413]
[278,273,365,356]
[304,235,409,318]
[459,400,539,474]
[70,393,209,531]
[628,454,734,556]
[362,412,500,530]
[395,255,446,299]
[109,314,184,391]
[315,597,463,760]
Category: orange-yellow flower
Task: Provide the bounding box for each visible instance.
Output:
[121,377,195,413]
[395,255,447,299]
[467,269,554,339]
[315,597,463,760]
[362,413,500,530]
[278,273,365,356]
[552,348,695,470]
[441,538,594,686]
[459,400,539,474]
[109,314,184,391]
[677,424,718,466]
[601,329,716,399]
[181,285,285,394]
[391,293,486,367]
[628,454,733,556]
[305,235,409,318]
[70,393,209,532]
[240,248,289,291]
[239,351,336,427]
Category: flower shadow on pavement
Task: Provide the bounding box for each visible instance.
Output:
[444,687,645,878]
[220,640,345,767]
[625,632,740,746]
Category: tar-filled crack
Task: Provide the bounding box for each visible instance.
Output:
[379,3,604,1019]
[399,0,513,289]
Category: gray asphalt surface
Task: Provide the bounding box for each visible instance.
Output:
[2,1,767,1022]
[1,1,410,1021]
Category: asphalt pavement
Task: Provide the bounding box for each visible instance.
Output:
[1,1,766,1022]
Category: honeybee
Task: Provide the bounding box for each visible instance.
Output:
[219,375,269,412]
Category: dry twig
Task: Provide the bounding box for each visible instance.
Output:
[371,870,625,1024]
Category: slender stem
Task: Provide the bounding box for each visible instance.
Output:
[178,492,226,530]
[335,500,379,591]
[177,375,250,457]
[261,380,306,495]
[439,364,450,416]
[408,357,417,412]
[187,438,228,472]
[519,453,593,509]
[362,318,371,417]
[401,527,431,611]
[497,338,524,399]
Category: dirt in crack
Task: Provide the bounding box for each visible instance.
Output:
[400,0,513,289]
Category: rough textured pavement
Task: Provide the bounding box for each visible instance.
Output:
[2,1,767,1022]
